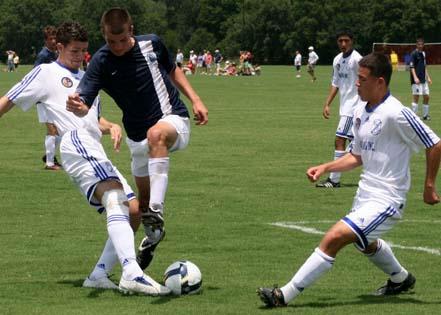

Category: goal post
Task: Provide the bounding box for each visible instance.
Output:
[372,42,441,67]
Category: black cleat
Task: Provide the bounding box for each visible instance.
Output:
[42,155,62,167]
[374,273,416,296]
[423,115,431,121]
[257,287,286,308]
[315,178,341,188]
[136,228,165,270]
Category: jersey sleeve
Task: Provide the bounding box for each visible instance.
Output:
[6,65,46,111]
[397,107,440,152]
[409,51,417,68]
[152,35,175,74]
[77,55,103,107]
[331,59,339,87]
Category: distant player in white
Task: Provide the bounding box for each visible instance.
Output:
[258,53,441,307]
[294,50,302,78]
[316,30,364,188]
[0,22,170,296]
[307,46,319,82]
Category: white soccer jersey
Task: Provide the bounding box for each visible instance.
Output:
[294,54,302,66]
[351,93,440,205]
[331,50,364,116]
[6,61,101,137]
[308,51,319,65]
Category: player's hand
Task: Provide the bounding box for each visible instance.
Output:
[423,186,440,205]
[428,77,432,85]
[306,166,324,182]
[323,105,331,119]
[109,124,122,152]
[192,99,208,125]
[66,93,89,117]
[414,78,420,85]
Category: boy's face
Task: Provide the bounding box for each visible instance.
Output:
[58,40,88,70]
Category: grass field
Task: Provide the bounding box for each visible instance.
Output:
[0,64,440,315]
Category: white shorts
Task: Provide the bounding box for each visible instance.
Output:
[126,115,190,177]
[60,129,135,213]
[342,196,403,250]
[336,115,354,139]
[37,104,52,124]
[412,83,429,95]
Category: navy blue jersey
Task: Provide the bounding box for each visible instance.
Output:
[34,47,57,67]
[409,49,427,84]
[77,34,189,141]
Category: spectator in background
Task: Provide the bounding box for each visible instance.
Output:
[307,46,319,82]
[294,50,302,78]
[390,50,398,71]
[205,50,213,74]
[6,50,15,72]
[214,49,223,75]
[13,53,19,69]
[176,49,184,68]
[189,50,197,74]
[83,51,91,71]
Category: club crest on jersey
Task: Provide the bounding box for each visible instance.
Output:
[61,77,73,88]
[370,119,382,135]
[147,52,157,63]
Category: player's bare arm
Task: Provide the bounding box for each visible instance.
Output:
[169,67,208,125]
[410,68,420,84]
[0,96,16,118]
[66,93,90,117]
[323,86,339,119]
[307,152,362,182]
[99,117,122,152]
[423,141,441,205]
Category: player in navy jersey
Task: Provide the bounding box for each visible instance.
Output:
[258,53,441,307]
[410,38,432,120]
[35,25,62,170]
[67,7,208,271]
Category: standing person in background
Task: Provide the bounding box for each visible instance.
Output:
[390,50,398,71]
[13,53,19,69]
[6,50,15,72]
[35,25,62,170]
[307,46,319,82]
[294,50,302,78]
[66,7,208,273]
[175,49,184,68]
[410,38,432,120]
[214,49,223,75]
[316,30,364,188]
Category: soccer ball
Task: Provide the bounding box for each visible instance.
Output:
[164,260,202,295]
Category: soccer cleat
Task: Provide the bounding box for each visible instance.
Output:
[374,273,416,296]
[44,164,62,171]
[42,155,62,167]
[83,276,119,290]
[119,274,171,296]
[315,178,341,188]
[257,287,287,308]
[423,115,431,121]
[136,228,165,270]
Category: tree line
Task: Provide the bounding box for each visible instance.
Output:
[1,0,440,65]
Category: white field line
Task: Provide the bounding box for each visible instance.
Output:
[271,221,441,256]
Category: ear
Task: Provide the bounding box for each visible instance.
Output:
[56,43,64,54]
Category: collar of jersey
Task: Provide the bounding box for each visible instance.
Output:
[342,49,353,58]
[365,91,390,113]
[55,60,79,74]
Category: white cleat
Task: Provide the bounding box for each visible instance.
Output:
[83,276,119,290]
[119,274,171,296]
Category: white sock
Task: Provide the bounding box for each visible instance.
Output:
[89,238,118,280]
[148,157,169,209]
[44,135,56,166]
[366,239,408,283]
[411,102,418,114]
[329,150,345,183]
[281,248,334,303]
[423,104,429,117]
[102,189,142,280]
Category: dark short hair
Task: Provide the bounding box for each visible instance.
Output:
[336,29,354,40]
[416,37,424,44]
[100,7,132,34]
[359,53,392,86]
[43,26,57,40]
[56,22,88,46]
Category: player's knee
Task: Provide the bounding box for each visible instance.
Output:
[147,127,167,147]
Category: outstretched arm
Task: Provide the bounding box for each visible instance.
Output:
[0,96,15,118]
[99,117,122,152]
[169,67,208,125]
[423,141,441,205]
[307,152,362,182]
